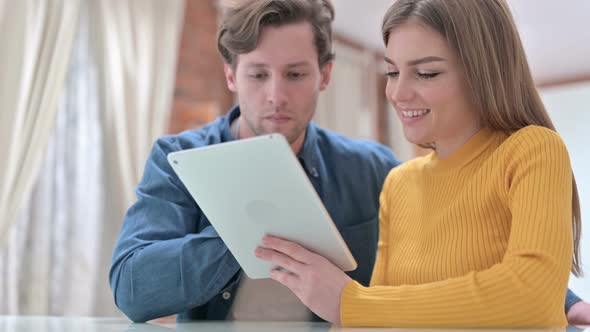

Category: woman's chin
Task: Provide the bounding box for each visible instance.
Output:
[403,132,429,146]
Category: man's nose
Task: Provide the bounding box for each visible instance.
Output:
[266,77,288,107]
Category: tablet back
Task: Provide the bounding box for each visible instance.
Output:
[167,134,357,279]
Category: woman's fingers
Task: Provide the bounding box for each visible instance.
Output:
[260,235,317,264]
[269,267,301,290]
[255,246,306,274]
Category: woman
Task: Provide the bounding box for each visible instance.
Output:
[255,0,582,327]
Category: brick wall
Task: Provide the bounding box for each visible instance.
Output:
[168,0,234,134]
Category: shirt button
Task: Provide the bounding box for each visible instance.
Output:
[222,291,231,300]
[310,168,318,178]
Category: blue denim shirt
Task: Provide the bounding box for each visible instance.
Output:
[110,106,401,322]
[565,288,582,313]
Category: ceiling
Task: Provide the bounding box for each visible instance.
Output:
[332,0,590,85]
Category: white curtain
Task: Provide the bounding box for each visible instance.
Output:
[0,0,80,245]
[93,0,185,209]
[92,0,185,316]
[0,0,185,316]
[0,0,99,314]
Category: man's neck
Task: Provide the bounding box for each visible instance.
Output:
[231,116,307,155]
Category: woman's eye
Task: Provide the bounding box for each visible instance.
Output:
[417,72,440,79]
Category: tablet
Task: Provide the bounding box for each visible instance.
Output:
[167,134,357,279]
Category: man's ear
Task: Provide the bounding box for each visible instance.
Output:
[224,63,238,92]
[319,61,333,91]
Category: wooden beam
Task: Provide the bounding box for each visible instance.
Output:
[536,75,590,88]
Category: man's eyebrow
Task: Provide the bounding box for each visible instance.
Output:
[244,63,268,68]
[243,61,312,69]
[286,61,312,68]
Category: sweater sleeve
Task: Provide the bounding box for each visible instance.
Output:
[340,127,573,328]
[369,170,395,287]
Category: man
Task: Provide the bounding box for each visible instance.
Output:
[110,0,399,323]
[109,0,587,324]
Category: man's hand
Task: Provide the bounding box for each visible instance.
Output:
[255,235,352,324]
[568,301,590,326]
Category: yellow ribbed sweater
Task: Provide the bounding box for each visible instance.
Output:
[341,126,573,328]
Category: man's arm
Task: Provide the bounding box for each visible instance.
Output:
[566,289,590,325]
[109,138,240,322]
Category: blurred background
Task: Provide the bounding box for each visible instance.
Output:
[0,0,588,317]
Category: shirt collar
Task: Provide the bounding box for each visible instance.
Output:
[220,105,241,142]
[297,122,320,178]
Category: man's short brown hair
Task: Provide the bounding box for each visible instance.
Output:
[217,0,335,69]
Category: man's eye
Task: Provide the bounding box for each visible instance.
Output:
[288,72,305,79]
[385,71,399,78]
[249,73,268,79]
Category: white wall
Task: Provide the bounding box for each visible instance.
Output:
[541,82,590,298]
[314,38,417,161]
[315,40,378,141]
